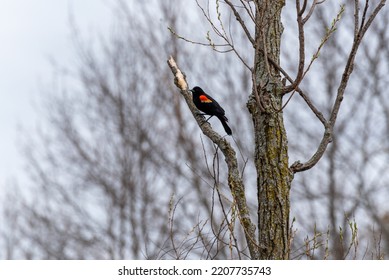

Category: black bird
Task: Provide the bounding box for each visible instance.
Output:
[190,86,232,135]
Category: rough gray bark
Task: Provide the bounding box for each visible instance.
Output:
[247,0,292,260]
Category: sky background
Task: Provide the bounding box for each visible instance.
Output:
[0,0,111,191]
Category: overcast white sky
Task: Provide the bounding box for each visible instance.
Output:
[0,0,111,190]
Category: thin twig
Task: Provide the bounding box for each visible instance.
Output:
[239,0,256,23]
[302,0,327,24]
[225,0,255,45]
[354,0,360,39]
[282,0,306,94]
[168,26,230,48]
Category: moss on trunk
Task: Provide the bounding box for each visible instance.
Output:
[247,0,293,260]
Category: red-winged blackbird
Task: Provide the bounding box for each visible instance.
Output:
[190,86,232,135]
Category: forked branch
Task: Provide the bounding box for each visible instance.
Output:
[283,2,344,94]
[291,0,386,173]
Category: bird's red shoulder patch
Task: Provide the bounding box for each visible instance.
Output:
[199,95,212,103]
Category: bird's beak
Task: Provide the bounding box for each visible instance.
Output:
[189,89,193,93]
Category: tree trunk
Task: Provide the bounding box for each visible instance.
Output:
[247,0,293,260]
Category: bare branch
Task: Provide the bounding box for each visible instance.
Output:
[168,26,230,49]
[299,0,308,16]
[329,0,386,128]
[296,88,327,126]
[239,0,256,23]
[302,0,327,24]
[225,0,255,45]
[285,4,345,96]
[282,0,306,94]
[167,56,259,259]
[169,1,252,70]
[291,0,387,173]
[290,125,332,173]
[354,0,360,39]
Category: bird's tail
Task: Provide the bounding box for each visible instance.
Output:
[217,115,232,135]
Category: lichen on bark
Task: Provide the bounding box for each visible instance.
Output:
[248,0,293,260]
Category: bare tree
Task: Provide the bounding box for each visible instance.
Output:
[1,0,388,260]
[1,0,256,260]
[278,0,389,259]
[168,0,386,259]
